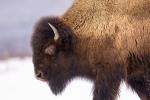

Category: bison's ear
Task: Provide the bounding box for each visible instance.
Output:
[45,45,56,55]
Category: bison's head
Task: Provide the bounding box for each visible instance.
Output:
[31,17,75,95]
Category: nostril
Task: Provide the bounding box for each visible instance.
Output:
[36,71,44,78]
[35,70,48,82]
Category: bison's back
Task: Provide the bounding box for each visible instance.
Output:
[62,0,150,65]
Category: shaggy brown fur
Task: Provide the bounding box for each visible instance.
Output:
[31,0,150,100]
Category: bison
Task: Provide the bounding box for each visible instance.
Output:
[31,0,150,100]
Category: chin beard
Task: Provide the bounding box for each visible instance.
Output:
[48,78,68,95]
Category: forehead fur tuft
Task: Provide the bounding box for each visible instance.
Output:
[32,17,63,51]
[31,16,74,56]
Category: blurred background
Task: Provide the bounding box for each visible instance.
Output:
[0,0,73,59]
[0,0,140,100]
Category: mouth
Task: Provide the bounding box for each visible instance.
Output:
[35,78,60,94]
[36,77,49,82]
[35,73,49,82]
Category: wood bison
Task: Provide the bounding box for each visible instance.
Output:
[31,0,150,100]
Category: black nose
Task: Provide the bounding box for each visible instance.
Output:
[35,69,48,81]
[36,70,44,79]
[36,71,42,78]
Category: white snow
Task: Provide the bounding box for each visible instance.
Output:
[0,58,140,100]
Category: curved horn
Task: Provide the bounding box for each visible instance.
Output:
[48,23,59,41]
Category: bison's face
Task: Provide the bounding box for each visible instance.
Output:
[33,46,73,95]
[31,17,74,95]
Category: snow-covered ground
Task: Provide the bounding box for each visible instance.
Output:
[0,58,140,100]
